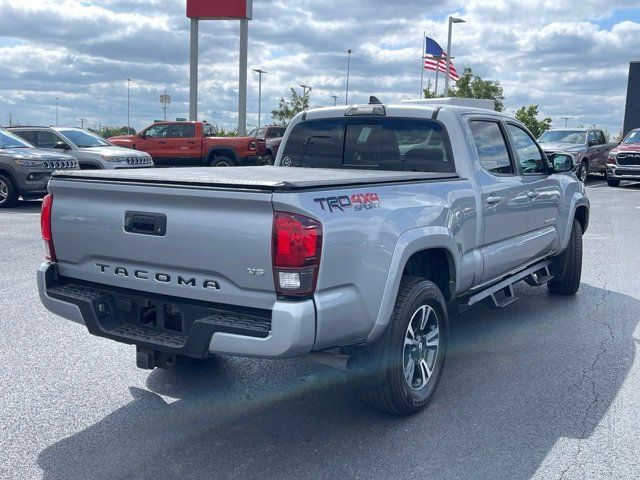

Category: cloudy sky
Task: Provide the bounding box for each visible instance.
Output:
[0,0,639,135]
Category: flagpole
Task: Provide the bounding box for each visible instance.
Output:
[419,31,425,98]
[434,57,440,97]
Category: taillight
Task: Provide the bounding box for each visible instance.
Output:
[41,194,56,261]
[248,140,257,151]
[272,211,322,298]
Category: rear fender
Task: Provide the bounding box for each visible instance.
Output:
[366,226,459,343]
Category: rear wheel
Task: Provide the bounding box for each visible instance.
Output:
[0,174,18,208]
[361,277,448,415]
[210,156,235,167]
[548,219,583,295]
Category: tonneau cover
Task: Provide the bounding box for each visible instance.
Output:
[52,166,458,190]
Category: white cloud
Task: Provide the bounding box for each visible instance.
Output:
[0,0,638,135]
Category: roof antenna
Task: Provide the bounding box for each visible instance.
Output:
[369,96,383,105]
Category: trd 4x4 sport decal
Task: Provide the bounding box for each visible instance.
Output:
[314,192,381,213]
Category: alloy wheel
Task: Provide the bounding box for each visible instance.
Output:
[403,304,440,390]
[0,179,8,204]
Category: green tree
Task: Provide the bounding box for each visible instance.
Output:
[448,67,505,111]
[271,87,311,125]
[422,79,437,99]
[515,105,552,138]
[93,126,136,138]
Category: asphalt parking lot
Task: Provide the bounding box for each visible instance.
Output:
[1,177,639,480]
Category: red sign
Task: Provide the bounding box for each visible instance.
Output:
[186,0,252,19]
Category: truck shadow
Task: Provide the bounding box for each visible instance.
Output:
[38,283,638,479]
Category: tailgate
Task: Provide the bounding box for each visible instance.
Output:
[49,178,276,310]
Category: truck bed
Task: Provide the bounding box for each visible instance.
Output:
[52,166,459,191]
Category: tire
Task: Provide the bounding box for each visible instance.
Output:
[548,219,583,295]
[0,174,18,208]
[607,178,620,187]
[210,156,235,167]
[577,160,589,183]
[361,277,448,415]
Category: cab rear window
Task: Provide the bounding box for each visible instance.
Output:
[280,118,454,172]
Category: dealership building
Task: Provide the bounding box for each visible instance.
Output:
[623,61,640,136]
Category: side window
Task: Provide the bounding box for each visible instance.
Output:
[506,124,548,175]
[168,124,195,138]
[280,119,345,168]
[248,129,257,137]
[37,131,64,148]
[597,130,606,145]
[588,131,598,145]
[15,131,36,144]
[469,121,514,175]
[144,125,170,138]
[255,128,266,139]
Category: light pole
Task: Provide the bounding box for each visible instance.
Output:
[345,49,354,105]
[55,97,59,126]
[561,116,573,128]
[126,78,131,132]
[254,69,267,128]
[109,106,112,129]
[331,95,338,106]
[444,17,465,96]
[299,84,311,97]
[160,89,171,121]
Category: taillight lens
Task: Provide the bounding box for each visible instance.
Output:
[41,194,56,261]
[272,211,322,297]
[248,140,257,150]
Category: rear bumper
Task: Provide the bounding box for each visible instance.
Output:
[38,263,315,359]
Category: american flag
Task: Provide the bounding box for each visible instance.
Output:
[424,36,460,82]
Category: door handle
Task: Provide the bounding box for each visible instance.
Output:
[486,195,503,205]
[158,141,166,144]
[527,190,540,199]
[186,141,196,144]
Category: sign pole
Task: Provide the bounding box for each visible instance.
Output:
[189,18,198,121]
[238,18,249,135]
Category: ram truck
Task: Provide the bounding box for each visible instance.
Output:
[539,128,616,182]
[108,121,268,167]
[38,100,589,415]
[605,128,640,186]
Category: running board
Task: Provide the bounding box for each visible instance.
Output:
[460,260,553,311]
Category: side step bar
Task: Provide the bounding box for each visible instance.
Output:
[459,260,553,310]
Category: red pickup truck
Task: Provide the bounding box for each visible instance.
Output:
[109,121,268,167]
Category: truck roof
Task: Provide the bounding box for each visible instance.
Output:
[52,166,459,191]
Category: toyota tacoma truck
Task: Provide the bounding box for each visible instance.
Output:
[605,128,640,186]
[37,100,588,415]
[539,127,616,182]
[108,121,268,167]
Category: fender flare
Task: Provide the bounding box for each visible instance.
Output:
[560,195,589,250]
[0,167,18,188]
[366,226,459,343]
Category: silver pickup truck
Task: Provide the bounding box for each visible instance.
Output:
[37,100,589,415]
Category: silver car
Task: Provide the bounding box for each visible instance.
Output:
[9,126,153,170]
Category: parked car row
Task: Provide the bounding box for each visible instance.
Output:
[0,120,288,207]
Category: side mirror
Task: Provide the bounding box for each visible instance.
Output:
[551,153,574,173]
[138,133,146,139]
[588,139,596,147]
[54,141,69,150]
